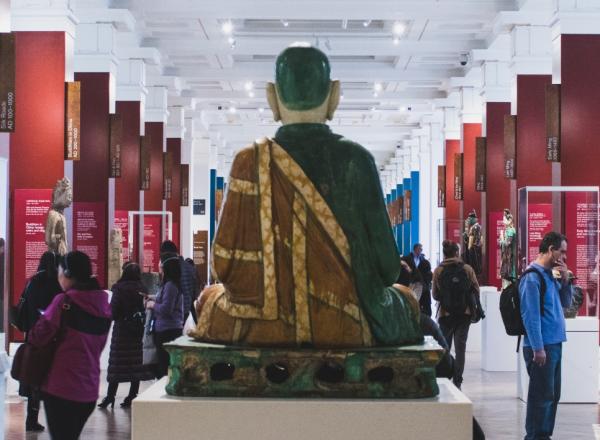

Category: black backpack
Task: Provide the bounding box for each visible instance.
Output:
[499,267,546,348]
[439,262,472,316]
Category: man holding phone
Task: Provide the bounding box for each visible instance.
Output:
[519,231,573,440]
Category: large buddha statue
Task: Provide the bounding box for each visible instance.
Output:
[190,45,422,348]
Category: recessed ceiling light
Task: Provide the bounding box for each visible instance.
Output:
[244,81,253,91]
[393,22,405,35]
[373,92,378,98]
[370,106,376,112]
[228,106,236,114]
[248,91,255,98]
[363,20,371,27]
[399,106,407,112]
[281,19,289,27]
[393,38,400,45]
[374,83,383,92]
[221,21,233,35]
[340,93,344,100]
[258,107,264,113]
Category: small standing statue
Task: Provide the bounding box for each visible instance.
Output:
[499,208,516,288]
[45,177,73,256]
[108,228,123,289]
[463,210,482,277]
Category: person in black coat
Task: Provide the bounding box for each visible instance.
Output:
[98,263,154,409]
[401,243,434,316]
[18,251,62,432]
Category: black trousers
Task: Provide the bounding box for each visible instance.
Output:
[107,380,140,398]
[438,314,471,388]
[42,393,95,440]
[154,328,182,378]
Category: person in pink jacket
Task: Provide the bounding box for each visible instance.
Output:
[28,251,111,440]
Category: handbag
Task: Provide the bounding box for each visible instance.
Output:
[469,290,486,324]
[142,309,158,365]
[11,296,71,387]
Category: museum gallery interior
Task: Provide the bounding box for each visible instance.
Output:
[1,0,600,439]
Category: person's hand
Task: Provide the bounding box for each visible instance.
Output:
[533,349,546,367]
[400,260,412,273]
[554,259,569,284]
[145,300,155,310]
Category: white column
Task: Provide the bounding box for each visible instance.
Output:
[429,117,445,265]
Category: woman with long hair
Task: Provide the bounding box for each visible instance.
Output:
[28,251,111,439]
[18,251,61,432]
[98,262,154,409]
[145,252,183,378]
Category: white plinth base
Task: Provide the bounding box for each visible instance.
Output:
[517,316,599,403]
[133,378,473,440]
[481,287,518,371]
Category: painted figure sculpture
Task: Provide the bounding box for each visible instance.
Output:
[462,210,482,277]
[499,208,516,288]
[45,177,73,256]
[190,45,422,349]
[171,45,441,399]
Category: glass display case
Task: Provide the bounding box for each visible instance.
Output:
[518,186,599,317]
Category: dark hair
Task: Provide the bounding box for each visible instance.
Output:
[442,240,459,259]
[160,252,181,288]
[539,232,567,254]
[37,251,59,279]
[59,251,99,291]
[119,262,142,282]
[184,258,195,267]
[413,243,422,251]
[160,240,178,254]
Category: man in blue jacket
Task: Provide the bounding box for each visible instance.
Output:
[520,231,573,440]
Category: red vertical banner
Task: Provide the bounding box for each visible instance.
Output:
[140,135,151,190]
[438,165,446,207]
[73,202,106,288]
[564,192,599,316]
[181,164,189,206]
[488,211,504,289]
[504,115,516,179]
[64,81,81,160]
[475,137,486,192]
[143,216,161,272]
[163,151,173,200]
[13,189,52,303]
[527,203,553,264]
[109,114,122,178]
[0,33,16,132]
[453,153,463,200]
[114,210,130,262]
[545,84,561,162]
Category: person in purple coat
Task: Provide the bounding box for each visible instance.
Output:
[28,251,112,440]
[145,252,183,378]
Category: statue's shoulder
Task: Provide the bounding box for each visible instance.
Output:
[231,144,259,181]
[333,135,378,169]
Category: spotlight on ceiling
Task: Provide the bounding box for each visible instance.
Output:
[281,19,289,27]
[363,20,372,27]
[221,21,233,35]
[374,82,383,92]
[258,107,264,113]
[228,37,236,49]
[244,81,254,91]
[228,106,236,114]
[248,91,255,98]
[399,106,407,112]
[393,22,405,35]
[393,38,400,45]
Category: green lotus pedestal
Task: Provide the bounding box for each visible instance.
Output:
[164,336,444,399]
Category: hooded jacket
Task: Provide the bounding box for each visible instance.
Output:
[29,288,112,402]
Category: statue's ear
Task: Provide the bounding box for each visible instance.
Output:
[326,80,341,121]
[266,83,281,122]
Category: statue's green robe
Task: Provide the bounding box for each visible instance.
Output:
[191,124,422,347]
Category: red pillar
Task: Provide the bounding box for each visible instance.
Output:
[485,102,512,287]
[144,122,164,211]
[166,138,182,252]
[9,32,66,341]
[444,139,462,245]
[73,72,110,288]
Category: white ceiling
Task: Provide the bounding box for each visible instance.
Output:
[110,0,520,164]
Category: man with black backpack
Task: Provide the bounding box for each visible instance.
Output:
[520,232,573,440]
[432,240,480,389]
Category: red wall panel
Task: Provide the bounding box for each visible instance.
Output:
[486,103,512,213]
[560,35,600,189]
[115,101,141,211]
[462,123,482,218]
[516,75,553,191]
[166,138,181,251]
[144,122,164,211]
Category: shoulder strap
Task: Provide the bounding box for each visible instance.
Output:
[522,268,546,316]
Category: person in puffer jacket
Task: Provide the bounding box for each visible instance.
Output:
[29,251,112,440]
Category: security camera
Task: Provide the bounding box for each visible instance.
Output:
[217,105,223,110]
[459,54,469,67]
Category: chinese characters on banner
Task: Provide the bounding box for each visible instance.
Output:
[527,204,553,264]
[73,202,106,287]
[565,193,598,315]
[487,211,504,289]
[13,190,52,304]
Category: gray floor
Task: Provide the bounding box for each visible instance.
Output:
[463,354,599,439]
[4,350,600,439]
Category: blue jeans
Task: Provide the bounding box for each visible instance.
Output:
[523,343,562,440]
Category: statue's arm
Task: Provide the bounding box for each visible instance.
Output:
[361,156,400,285]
